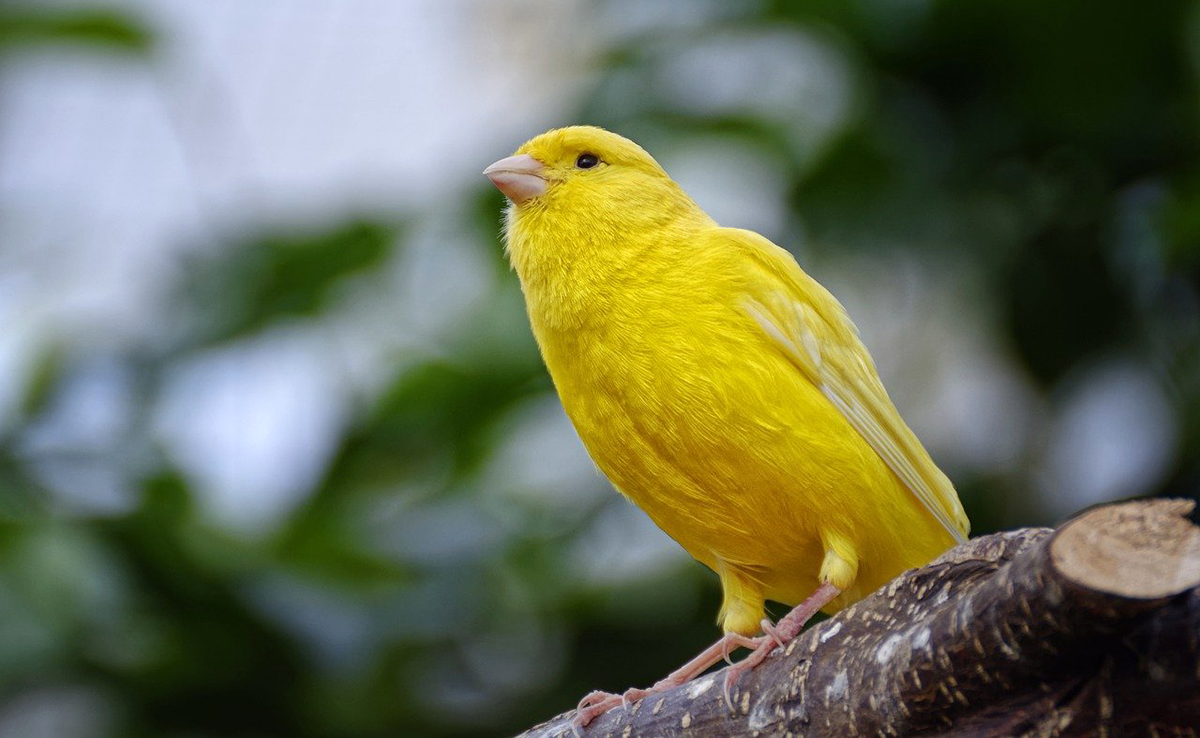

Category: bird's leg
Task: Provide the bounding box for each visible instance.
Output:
[721,581,841,709]
[572,631,763,732]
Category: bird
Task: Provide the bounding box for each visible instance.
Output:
[484,126,969,729]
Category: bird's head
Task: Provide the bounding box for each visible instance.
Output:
[485,126,706,241]
[485,126,668,204]
[484,127,710,294]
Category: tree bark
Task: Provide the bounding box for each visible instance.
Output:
[518,499,1200,737]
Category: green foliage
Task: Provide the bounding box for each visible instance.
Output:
[179,220,399,346]
[0,6,152,54]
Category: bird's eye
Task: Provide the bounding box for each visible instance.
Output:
[575,153,600,169]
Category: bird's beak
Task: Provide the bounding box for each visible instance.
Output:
[484,154,547,204]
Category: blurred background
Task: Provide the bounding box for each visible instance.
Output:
[0,0,1197,735]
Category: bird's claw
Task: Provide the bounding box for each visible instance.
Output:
[722,661,756,712]
[621,686,649,710]
[760,618,786,651]
[722,638,737,666]
[721,639,775,712]
[723,670,737,712]
[572,690,623,735]
[576,690,616,711]
[573,687,648,734]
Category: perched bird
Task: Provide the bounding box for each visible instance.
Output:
[485,126,969,728]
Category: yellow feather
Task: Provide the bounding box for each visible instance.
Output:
[499,126,969,635]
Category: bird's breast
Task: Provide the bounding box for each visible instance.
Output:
[532,291,840,556]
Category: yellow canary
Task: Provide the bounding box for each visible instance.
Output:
[485,126,969,723]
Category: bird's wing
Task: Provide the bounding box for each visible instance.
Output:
[723,228,970,543]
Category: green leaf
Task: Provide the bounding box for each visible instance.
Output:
[178,219,399,345]
[0,7,153,54]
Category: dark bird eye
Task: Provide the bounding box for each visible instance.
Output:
[575,153,599,169]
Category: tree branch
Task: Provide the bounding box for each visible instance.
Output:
[519,499,1200,737]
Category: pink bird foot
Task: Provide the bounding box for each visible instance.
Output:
[571,631,763,733]
[722,582,842,709]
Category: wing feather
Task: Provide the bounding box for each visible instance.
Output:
[728,229,969,543]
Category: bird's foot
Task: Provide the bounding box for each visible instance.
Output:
[571,631,762,733]
[722,581,842,710]
[571,691,625,735]
[571,685,667,735]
